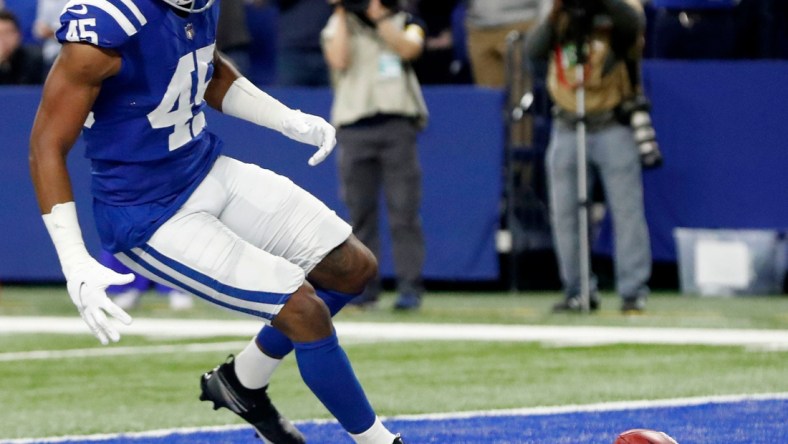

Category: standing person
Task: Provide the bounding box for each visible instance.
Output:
[322,0,429,311]
[526,0,653,313]
[0,10,43,85]
[29,0,405,443]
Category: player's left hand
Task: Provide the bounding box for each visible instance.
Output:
[281,111,337,166]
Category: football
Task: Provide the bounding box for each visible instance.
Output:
[614,429,679,444]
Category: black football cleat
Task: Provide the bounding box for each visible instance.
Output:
[392,434,404,444]
[200,355,305,444]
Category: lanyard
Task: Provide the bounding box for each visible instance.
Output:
[554,43,593,89]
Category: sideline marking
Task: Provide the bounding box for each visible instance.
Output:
[1,316,787,349]
[2,392,787,443]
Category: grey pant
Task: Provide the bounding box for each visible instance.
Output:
[546,120,651,300]
[337,116,425,300]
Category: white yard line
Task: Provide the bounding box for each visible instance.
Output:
[0,341,248,362]
[1,316,787,349]
[1,392,787,443]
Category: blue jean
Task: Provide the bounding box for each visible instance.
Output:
[546,120,651,300]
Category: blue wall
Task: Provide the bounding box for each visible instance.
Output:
[597,61,788,261]
[0,86,504,282]
[3,61,788,282]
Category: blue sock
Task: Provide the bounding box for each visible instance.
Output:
[256,287,354,358]
[293,333,376,434]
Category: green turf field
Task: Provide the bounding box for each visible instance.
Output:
[1,286,787,439]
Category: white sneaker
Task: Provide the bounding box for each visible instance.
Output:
[169,290,194,311]
[112,289,141,310]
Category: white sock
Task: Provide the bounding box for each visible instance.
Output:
[233,337,282,389]
[350,416,396,444]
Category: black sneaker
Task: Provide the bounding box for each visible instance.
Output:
[200,356,305,444]
[393,293,421,311]
[552,296,600,313]
[393,434,404,444]
[620,296,646,314]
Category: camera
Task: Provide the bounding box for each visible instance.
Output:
[616,95,663,169]
[560,0,604,46]
[341,0,398,14]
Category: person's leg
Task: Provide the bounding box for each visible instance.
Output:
[224,215,389,439]
[210,156,372,381]
[249,236,376,384]
[546,121,599,311]
[337,125,384,306]
[115,202,309,442]
[118,156,396,442]
[151,275,193,311]
[466,25,501,87]
[259,283,399,443]
[593,125,651,311]
[379,118,425,310]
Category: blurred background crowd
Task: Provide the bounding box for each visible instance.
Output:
[1,0,786,87]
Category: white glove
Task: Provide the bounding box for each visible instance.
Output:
[221,77,337,166]
[43,202,134,345]
[65,257,135,345]
[281,111,337,166]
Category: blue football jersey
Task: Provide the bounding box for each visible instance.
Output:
[56,0,223,252]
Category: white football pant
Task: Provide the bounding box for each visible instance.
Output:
[116,155,352,322]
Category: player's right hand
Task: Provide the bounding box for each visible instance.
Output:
[65,258,135,345]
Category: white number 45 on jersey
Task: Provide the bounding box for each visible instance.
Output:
[65,19,99,45]
[148,44,215,151]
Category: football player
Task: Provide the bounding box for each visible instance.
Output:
[29,0,403,443]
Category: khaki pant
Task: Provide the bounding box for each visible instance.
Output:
[466,20,536,88]
[467,20,537,147]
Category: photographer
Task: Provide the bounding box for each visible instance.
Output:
[526,0,653,313]
[321,0,429,311]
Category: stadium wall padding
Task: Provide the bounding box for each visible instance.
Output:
[3,62,788,282]
[596,61,788,262]
[0,86,504,281]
